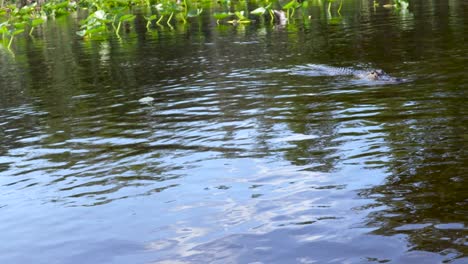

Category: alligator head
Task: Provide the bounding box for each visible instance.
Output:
[366,69,402,82]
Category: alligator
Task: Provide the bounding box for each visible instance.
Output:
[293,64,404,83]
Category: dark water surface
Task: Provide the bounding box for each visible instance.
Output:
[1,0,467,263]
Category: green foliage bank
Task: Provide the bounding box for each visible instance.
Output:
[0,0,408,48]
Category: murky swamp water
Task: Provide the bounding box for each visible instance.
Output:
[0,0,466,263]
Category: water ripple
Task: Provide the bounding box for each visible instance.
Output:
[1,2,467,263]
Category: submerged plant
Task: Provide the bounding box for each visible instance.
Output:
[381,0,409,9]
[155,0,179,25]
[394,0,409,9]
[115,13,135,36]
[144,14,158,29]
[213,12,231,24]
[283,0,301,19]
[250,4,276,24]
[77,9,110,38]
[0,21,25,49]
[227,11,250,25]
[29,18,45,35]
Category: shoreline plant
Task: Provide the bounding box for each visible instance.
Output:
[0,0,409,48]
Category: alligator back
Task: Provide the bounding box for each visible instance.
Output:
[302,64,370,77]
[291,64,403,83]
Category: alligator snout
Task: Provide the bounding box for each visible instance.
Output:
[366,70,382,80]
[365,69,402,83]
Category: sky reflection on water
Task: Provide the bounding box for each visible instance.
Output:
[0,0,467,263]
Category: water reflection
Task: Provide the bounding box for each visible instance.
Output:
[0,0,467,263]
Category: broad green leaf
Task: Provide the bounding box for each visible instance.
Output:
[144,15,158,21]
[12,29,24,36]
[283,0,299,10]
[251,7,266,15]
[234,11,246,20]
[54,1,69,9]
[86,25,106,35]
[19,6,33,15]
[94,10,107,20]
[76,30,86,37]
[213,12,230,20]
[119,14,136,22]
[109,7,127,15]
[14,22,26,29]
[187,9,203,17]
[31,18,45,27]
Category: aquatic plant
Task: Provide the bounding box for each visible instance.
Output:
[327,0,343,14]
[29,17,45,34]
[0,21,24,49]
[250,4,277,24]
[0,0,75,48]
[144,14,157,29]
[213,11,231,24]
[0,3,44,48]
[76,9,110,38]
[1,0,403,47]
[283,0,301,19]
[227,11,250,24]
[394,0,409,9]
[155,0,178,25]
[381,0,409,9]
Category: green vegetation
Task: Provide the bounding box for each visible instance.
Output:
[0,0,408,48]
